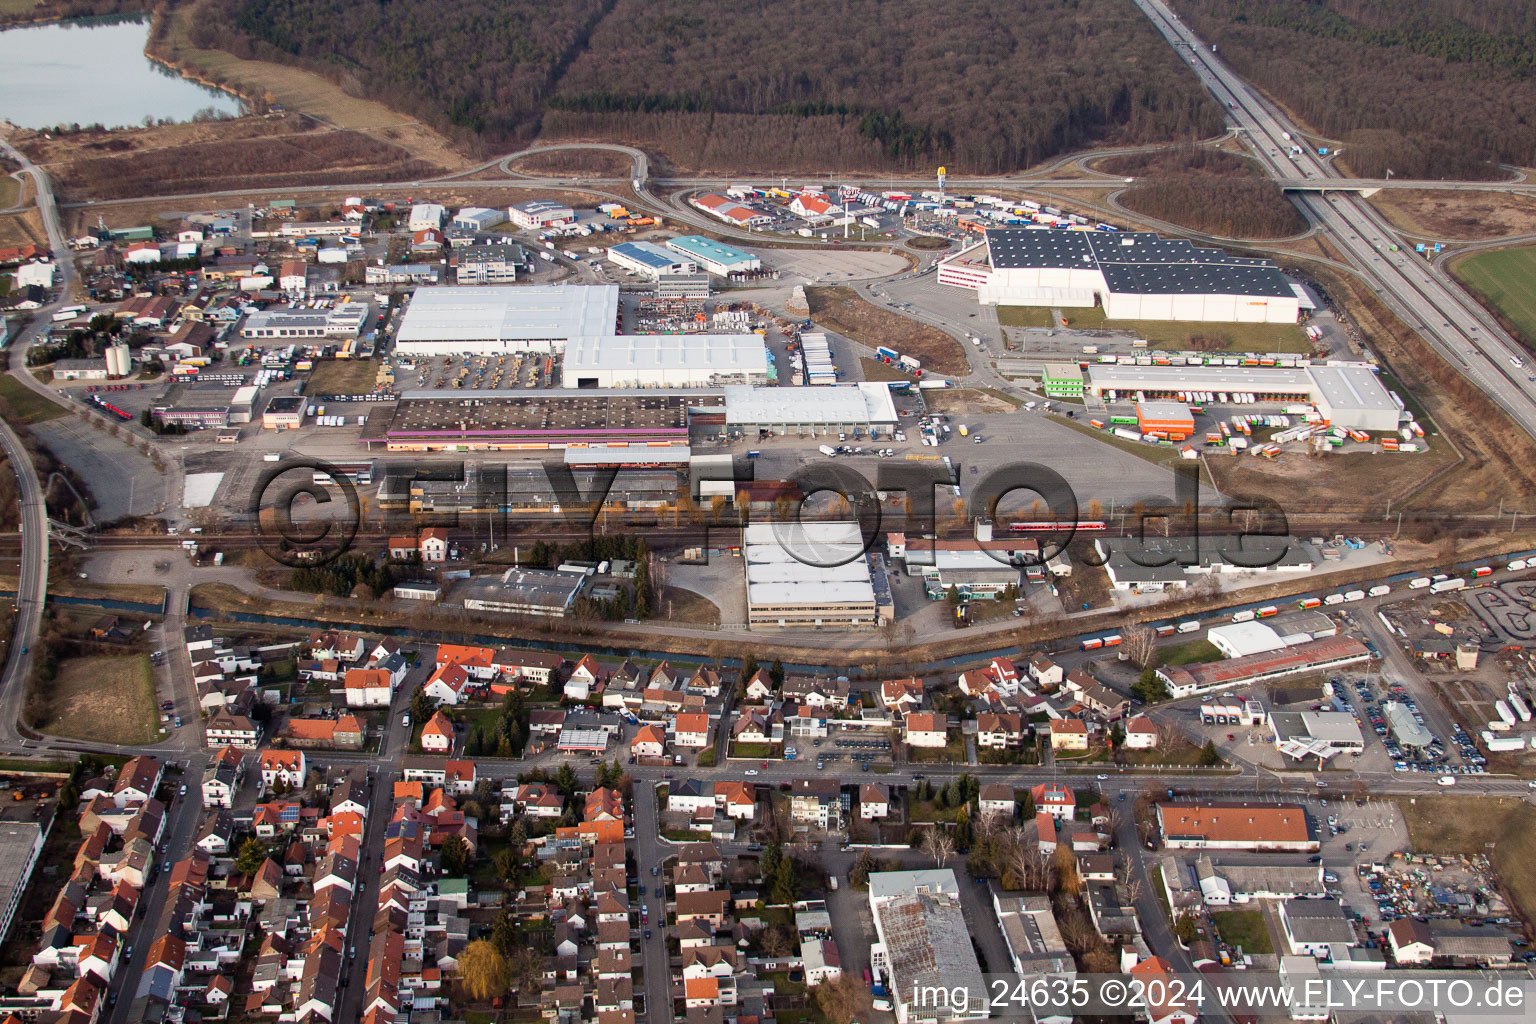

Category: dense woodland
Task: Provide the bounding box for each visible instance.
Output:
[1119,175,1306,239]
[1171,0,1536,179]
[192,0,1224,172]
[1097,143,1256,178]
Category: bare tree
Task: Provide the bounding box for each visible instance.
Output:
[921,828,955,869]
[1122,624,1158,669]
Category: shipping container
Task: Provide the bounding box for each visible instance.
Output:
[1081,638,1104,650]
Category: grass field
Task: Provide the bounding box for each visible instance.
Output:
[40,654,158,745]
[997,305,1311,352]
[1452,246,1536,349]
[0,174,20,210]
[0,375,67,423]
[1400,796,1536,925]
[1211,909,1273,954]
[1158,638,1222,666]
[306,358,383,396]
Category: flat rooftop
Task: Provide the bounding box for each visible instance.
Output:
[384,390,705,439]
[1089,363,1315,393]
[723,382,897,425]
[666,235,758,266]
[610,240,687,270]
[986,229,1293,298]
[564,334,767,375]
[394,285,619,346]
[1308,363,1398,416]
[745,521,875,607]
[458,567,585,610]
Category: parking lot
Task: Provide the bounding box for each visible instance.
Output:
[396,352,559,390]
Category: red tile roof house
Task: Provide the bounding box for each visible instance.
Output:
[420,711,455,753]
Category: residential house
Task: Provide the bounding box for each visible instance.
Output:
[423,662,476,706]
[419,527,449,562]
[881,677,924,712]
[631,726,666,760]
[672,713,712,749]
[261,750,307,790]
[1031,782,1076,819]
[1029,655,1063,690]
[789,779,841,830]
[978,784,1015,819]
[1049,720,1089,751]
[420,711,454,753]
[903,712,949,748]
[976,712,1024,749]
[858,784,889,820]
[1124,717,1159,749]
[344,668,394,707]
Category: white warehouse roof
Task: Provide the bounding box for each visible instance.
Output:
[394,285,619,350]
[744,521,876,606]
[1208,621,1287,658]
[564,334,766,378]
[723,382,897,426]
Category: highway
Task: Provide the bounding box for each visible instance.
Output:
[0,417,49,748]
[1133,0,1536,441]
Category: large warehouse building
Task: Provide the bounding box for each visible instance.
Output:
[1086,362,1400,432]
[721,382,897,437]
[745,522,890,630]
[607,241,697,280]
[665,236,762,277]
[393,285,620,356]
[938,228,1300,324]
[563,334,769,389]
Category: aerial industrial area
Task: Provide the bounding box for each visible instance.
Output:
[4,0,1536,1023]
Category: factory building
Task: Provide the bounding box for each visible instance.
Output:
[744,522,891,630]
[452,207,504,231]
[367,389,698,452]
[607,240,698,280]
[407,204,446,231]
[241,302,368,340]
[507,199,574,229]
[1086,362,1400,432]
[1156,637,1372,699]
[1135,401,1195,437]
[720,382,898,437]
[453,243,526,285]
[1095,536,1313,592]
[868,870,987,1024]
[393,285,620,356]
[563,334,769,389]
[665,236,763,277]
[939,228,1300,324]
[458,567,588,618]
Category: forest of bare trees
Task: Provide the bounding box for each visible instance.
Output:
[1170,0,1535,179]
[1120,175,1306,239]
[1097,143,1256,178]
[190,0,1225,172]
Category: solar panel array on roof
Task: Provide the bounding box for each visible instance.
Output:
[986,229,1293,298]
